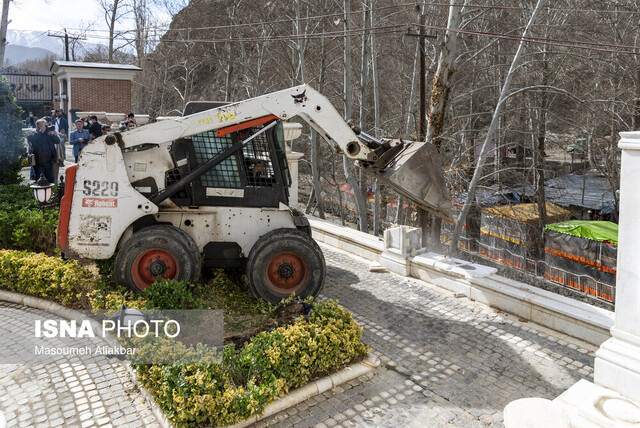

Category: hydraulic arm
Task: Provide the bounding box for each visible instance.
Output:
[101,84,451,218]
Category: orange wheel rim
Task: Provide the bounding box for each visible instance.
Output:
[265,252,308,293]
[131,248,179,290]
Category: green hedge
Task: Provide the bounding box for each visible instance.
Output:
[135,299,368,427]
[0,250,369,427]
[0,184,58,254]
[0,250,96,308]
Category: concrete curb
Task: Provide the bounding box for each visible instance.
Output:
[225,354,380,428]
[126,365,174,428]
[0,289,380,428]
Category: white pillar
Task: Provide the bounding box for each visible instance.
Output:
[66,78,72,127]
[593,131,640,402]
[58,78,63,111]
[286,149,304,209]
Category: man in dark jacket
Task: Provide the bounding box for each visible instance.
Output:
[28,119,59,184]
[88,115,102,140]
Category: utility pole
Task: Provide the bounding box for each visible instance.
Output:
[0,0,10,67]
[418,12,426,140]
[65,29,69,61]
[47,29,85,61]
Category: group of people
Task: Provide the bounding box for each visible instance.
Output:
[26,111,138,184]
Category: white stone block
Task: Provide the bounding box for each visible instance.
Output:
[383,226,423,256]
[504,397,570,428]
[380,251,410,276]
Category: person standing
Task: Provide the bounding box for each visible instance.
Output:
[25,111,36,128]
[88,115,102,140]
[119,113,136,130]
[52,109,68,183]
[69,119,90,163]
[54,109,68,140]
[28,119,59,184]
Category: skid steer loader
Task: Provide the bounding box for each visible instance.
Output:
[57,85,451,303]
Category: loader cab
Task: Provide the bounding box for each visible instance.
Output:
[167,118,292,208]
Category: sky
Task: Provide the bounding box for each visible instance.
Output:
[8,0,173,46]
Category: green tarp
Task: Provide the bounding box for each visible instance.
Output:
[545,220,618,245]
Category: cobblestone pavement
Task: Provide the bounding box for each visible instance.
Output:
[0,302,159,428]
[259,244,597,428]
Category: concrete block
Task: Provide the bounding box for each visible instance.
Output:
[380,251,410,277]
[383,226,423,257]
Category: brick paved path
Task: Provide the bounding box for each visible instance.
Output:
[0,302,159,428]
[259,244,597,428]
[0,243,597,428]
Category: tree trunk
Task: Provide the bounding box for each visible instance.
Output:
[0,0,10,67]
[425,0,464,151]
[370,0,380,235]
[358,1,371,208]
[534,51,549,259]
[343,0,368,232]
[534,103,548,259]
[451,0,546,254]
[423,1,464,250]
[108,0,120,63]
[310,15,327,219]
[132,0,148,64]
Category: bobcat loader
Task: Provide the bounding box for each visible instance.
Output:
[57,85,451,303]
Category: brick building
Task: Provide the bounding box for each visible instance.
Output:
[49,61,141,126]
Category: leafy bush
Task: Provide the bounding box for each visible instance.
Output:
[141,278,204,309]
[0,184,58,254]
[0,208,58,254]
[0,76,26,185]
[0,250,95,308]
[135,300,368,427]
[89,287,148,311]
[0,183,39,210]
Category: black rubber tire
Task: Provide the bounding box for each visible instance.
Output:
[246,228,325,304]
[114,225,201,292]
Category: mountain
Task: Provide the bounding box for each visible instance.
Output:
[7,29,62,54]
[4,45,57,67]
[4,29,106,67]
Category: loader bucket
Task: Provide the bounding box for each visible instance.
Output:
[363,140,453,220]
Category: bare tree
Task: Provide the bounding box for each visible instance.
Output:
[97,0,129,63]
[132,0,151,64]
[0,0,10,66]
[451,0,547,254]
[343,0,368,232]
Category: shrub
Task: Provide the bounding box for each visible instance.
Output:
[0,184,58,254]
[135,300,368,427]
[89,287,148,311]
[0,208,58,254]
[0,183,39,210]
[0,250,96,308]
[0,76,26,185]
[141,278,204,309]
